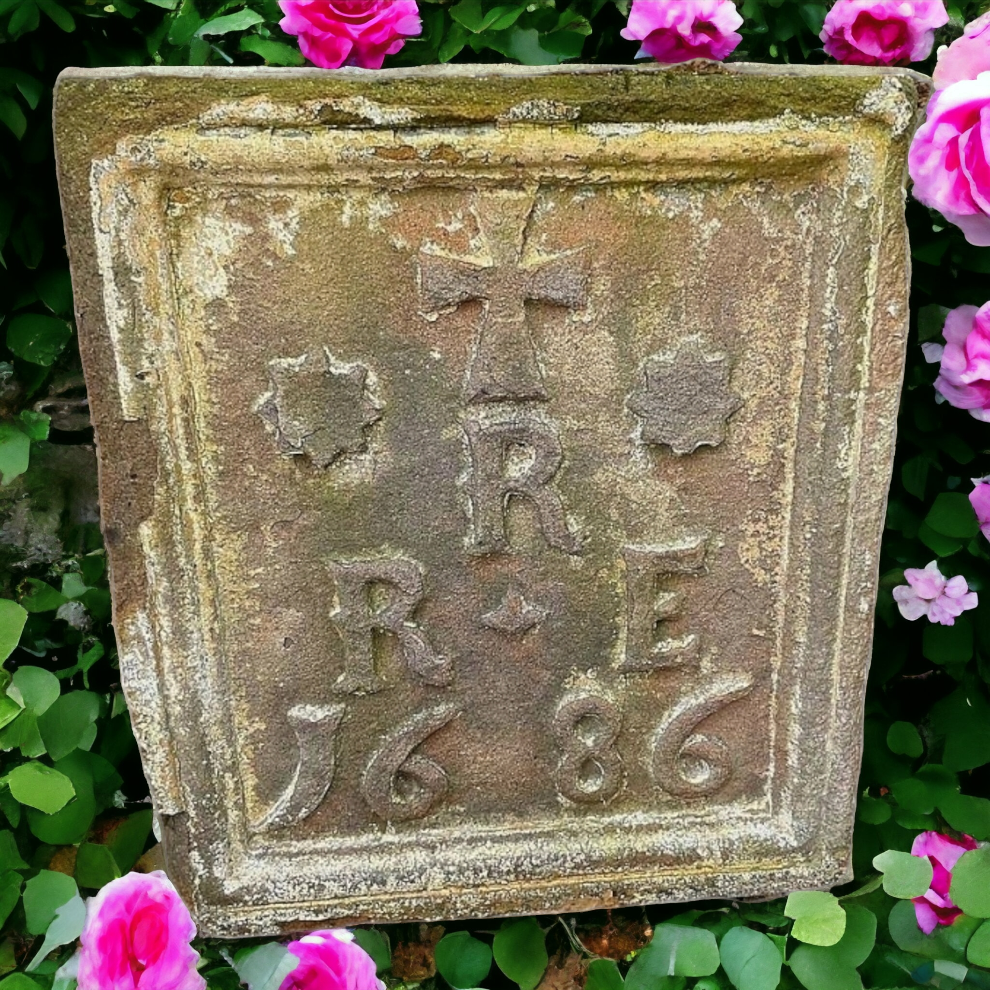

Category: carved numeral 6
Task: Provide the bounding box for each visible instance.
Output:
[651,674,754,798]
[361,704,460,821]
[553,694,623,804]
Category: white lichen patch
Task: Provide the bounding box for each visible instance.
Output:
[182,209,253,303]
[327,94,421,126]
[500,99,580,122]
[858,75,918,136]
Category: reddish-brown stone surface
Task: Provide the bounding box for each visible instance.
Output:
[54,63,925,935]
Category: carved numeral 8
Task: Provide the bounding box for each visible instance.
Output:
[553,694,623,804]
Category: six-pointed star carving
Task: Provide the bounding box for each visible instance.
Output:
[257,348,382,469]
[627,337,742,455]
[482,586,548,635]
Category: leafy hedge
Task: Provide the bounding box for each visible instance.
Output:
[1,1,990,989]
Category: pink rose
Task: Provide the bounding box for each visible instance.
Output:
[278,1,421,70]
[77,871,204,990]
[821,0,948,65]
[911,831,978,934]
[909,74,990,247]
[620,0,743,63]
[280,930,384,990]
[934,11,990,89]
[893,561,978,626]
[922,303,990,418]
[970,479,990,540]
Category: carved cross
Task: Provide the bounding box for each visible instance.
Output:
[419,191,588,403]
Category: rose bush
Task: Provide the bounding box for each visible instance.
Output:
[278,1,421,70]
[911,831,979,933]
[820,0,947,66]
[934,10,990,88]
[971,479,990,540]
[910,72,990,247]
[893,560,978,625]
[922,303,990,417]
[77,872,204,990]
[619,0,743,63]
[280,930,384,990]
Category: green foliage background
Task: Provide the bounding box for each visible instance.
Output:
[1,1,990,988]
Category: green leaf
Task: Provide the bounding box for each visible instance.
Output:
[20,579,67,614]
[25,892,84,971]
[918,522,964,557]
[788,947,861,990]
[0,425,29,487]
[34,0,74,31]
[435,931,492,989]
[106,809,153,873]
[60,573,88,601]
[9,667,59,716]
[351,929,389,975]
[22,870,76,935]
[626,925,720,984]
[950,846,990,917]
[26,751,96,845]
[784,892,846,946]
[5,761,75,813]
[887,721,923,758]
[925,493,979,539]
[450,0,524,32]
[17,411,49,443]
[858,794,892,824]
[0,97,26,141]
[0,831,26,871]
[33,270,73,317]
[902,456,929,499]
[493,919,548,990]
[0,712,43,758]
[232,943,299,990]
[0,974,42,990]
[238,35,305,65]
[585,959,624,990]
[196,8,263,35]
[924,619,973,665]
[940,793,990,840]
[168,0,201,44]
[912,302,949,341]
[0,599,27,661]
[0,870,22,929]
[38,691,100,761]
[968,920,990,967]
[6,314,72,367]
[931,687,990,772]
[75,842,120,888]
[0,696,19,733]
[786,905,874,990]
[873,850,933,898]
[719,926,781,990]
[887,899,981,963]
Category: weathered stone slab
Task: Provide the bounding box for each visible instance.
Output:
[54,63,925,936]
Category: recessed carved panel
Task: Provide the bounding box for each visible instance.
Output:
[57,64,921,935]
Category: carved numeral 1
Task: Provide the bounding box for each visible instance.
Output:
[553,694,623,804]
[361,704,460,821]
[252,703,346,831]
[618,540,706,672]
[651,674,754,798]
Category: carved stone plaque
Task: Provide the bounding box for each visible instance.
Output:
[54,63,925,935]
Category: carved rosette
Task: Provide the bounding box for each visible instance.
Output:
[627,337,742,455]
[256,348,382,469]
